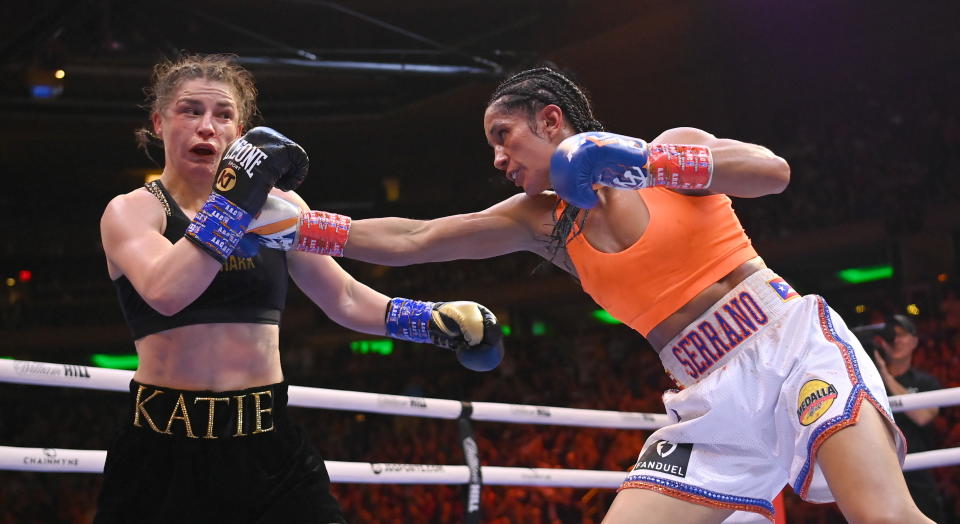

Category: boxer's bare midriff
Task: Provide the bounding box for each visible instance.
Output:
[646,257,767,351]
[133,323,283,391]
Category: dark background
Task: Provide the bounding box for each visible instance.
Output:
[1,0,958,356]
[1,1,959,522]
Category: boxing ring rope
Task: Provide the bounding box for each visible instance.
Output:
[0,445,630,487]
[0,359,668,429]
[3,444,957,478]
[2,359,960,485]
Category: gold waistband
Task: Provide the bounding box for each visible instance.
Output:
[128,381,286,439]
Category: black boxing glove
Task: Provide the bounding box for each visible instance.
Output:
[185,127,309,262]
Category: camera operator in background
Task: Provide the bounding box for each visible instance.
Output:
[873,314,946,522]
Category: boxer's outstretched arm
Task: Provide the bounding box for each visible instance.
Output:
[345,193,551,266]
[238,192,549,265]
[273,187,389,334]
[285,190,505,371]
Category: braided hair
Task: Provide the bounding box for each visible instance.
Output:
[487,67,604,258]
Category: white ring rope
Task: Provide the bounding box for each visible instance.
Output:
[2,358,959,484]
[2,444,958,482]
[0,359,668,429]
[0,446,629,487]
[2,358,958,421]
[886,387,960,412]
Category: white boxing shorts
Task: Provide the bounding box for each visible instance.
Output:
[620,268,906,522]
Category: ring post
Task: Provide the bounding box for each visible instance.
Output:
[459,401,482,524]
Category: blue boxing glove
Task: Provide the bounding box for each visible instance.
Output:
[551,132,714,209]
[385,298,504,372]
[549,132,651,209]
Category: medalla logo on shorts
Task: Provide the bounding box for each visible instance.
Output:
[631,439,692,478]
[797,379,838,426]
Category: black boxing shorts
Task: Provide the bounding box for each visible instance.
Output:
[94,380,346,524]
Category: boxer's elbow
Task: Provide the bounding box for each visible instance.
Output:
[150,298,189,317]
[141,286,192,316]
[767,156,790,194]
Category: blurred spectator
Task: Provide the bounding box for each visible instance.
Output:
[873,314,946,522]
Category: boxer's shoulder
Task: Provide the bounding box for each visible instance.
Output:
[102,186,168,232]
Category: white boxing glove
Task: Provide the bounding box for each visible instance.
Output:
[247,195,301,250]
[243,195,351,256]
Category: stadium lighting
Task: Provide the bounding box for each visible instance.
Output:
[350,339,394,355]
[591,309,623,325]
[837,265,893,284]
[91,354,139,370]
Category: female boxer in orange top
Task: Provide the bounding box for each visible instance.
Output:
[247,67,930,523]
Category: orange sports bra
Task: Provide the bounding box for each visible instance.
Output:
[561,187,758,336]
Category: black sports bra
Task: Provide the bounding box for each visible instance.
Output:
[112,181,288,339]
